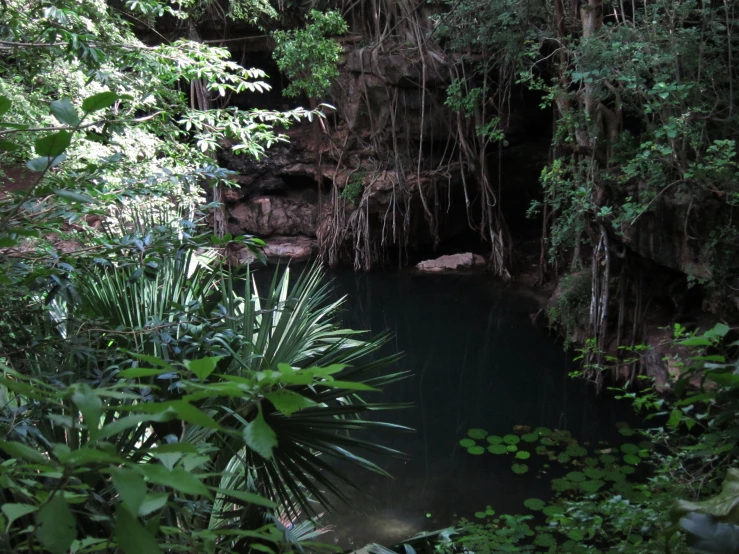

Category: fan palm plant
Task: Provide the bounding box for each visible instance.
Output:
[64,222,411,521]
[197,265,411,519]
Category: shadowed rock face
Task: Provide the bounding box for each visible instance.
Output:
[227,196,317,237]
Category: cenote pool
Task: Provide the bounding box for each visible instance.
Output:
[255,266,632,548]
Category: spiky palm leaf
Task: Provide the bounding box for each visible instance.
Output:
[71,247,409,519]
[74,247,218,358]
[201,265,411,517]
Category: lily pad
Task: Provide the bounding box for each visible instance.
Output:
[468,428,488,439]
[534,533,556,547]
[487,444,508,454]
[551,478,574,492]
[599,454,617,465]
[524,498,545,511]
[459,438,476,448]
[503,434,521,445]
[522,433,539,443]
[486,435,503,445]
[566,444,588,457]
[543,505,564,517]
[620,443,640,455]
[468,445,485,455]
[623,454,640,465]
[512,463,529,474]
[579,479,605,493]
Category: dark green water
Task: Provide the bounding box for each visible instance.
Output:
[312,270,631,548]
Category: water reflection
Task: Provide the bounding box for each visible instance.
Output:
[312,270,629,548]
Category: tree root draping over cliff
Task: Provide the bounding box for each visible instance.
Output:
[314,0,513,275]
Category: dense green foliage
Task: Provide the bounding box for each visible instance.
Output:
[0,1,404,552]
[3,0,739,552]
[442,324,739,553]
[273,10,348,100]
[434,0,739,358]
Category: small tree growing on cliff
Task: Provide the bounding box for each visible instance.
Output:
[273,10,348,214]
[272,10,348,100]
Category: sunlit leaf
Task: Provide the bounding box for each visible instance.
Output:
[36,494,76,554]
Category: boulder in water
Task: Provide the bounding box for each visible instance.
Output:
[415,253,486,273]
[228,236,316,266]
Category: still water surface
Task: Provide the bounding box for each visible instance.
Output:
[313,270,630,548]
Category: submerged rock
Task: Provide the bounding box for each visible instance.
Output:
[415,253,486,273]
[228,236,316,265]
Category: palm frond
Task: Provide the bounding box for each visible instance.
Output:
[206,264,412,517]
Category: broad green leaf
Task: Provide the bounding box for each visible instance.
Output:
[72,384,103,439]
[97,412,175,441]
[82,91,120,113]
[138,493,169,517]
[66,447,124,466]
[709,372,739,388]
[0,95,10,117]
[0,122,28,130]
[243,408,277,459]
[320,380,377,391]
[212,487,276,509]
[708,323,731,338]
[678,337,712,347]
[121,352,175,369]
[0,139,20,152]
[36,494,76,554]
[667,408,683,428]
[308,364,348,377]
[111,467,147,515]
[184,356,223,381]
[117,367,167,378]
[266,389,316,416]
[2,503,35,532]
[170,401,220,429]
[27,153,66,172]
[35,130,71,157]
[50,98,80,127]
[141,464,211,498]
[54,189,94,203]
[0,440,47,463]
[115,505,162,554]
